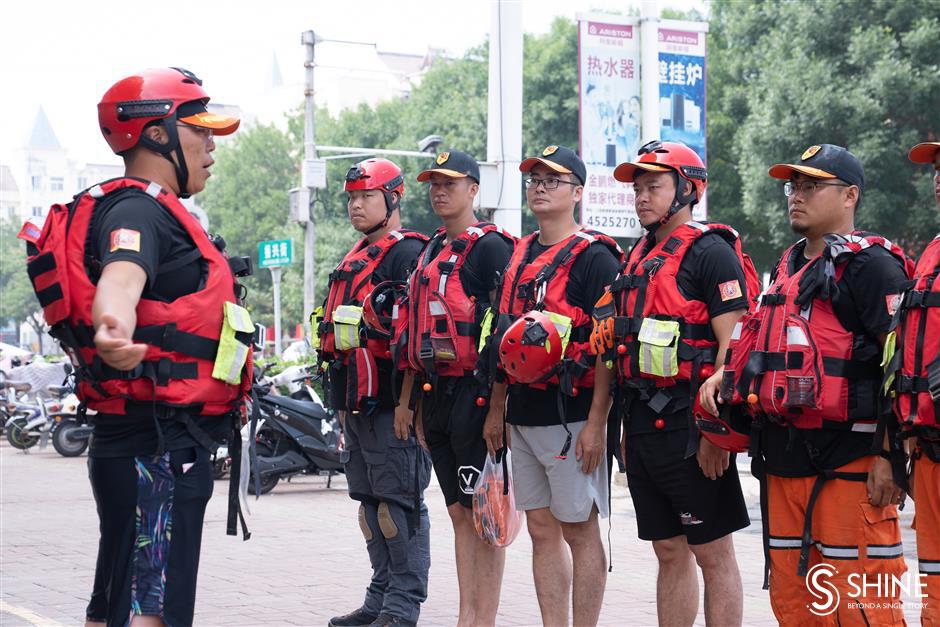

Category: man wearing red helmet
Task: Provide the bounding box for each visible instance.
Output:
[396,150,514,627]
[722,144,912,624]
[317,158,431,627]
[482,145,622,627]
[590,140,754,626]
[19,68,250,626]
[884,140,940,626]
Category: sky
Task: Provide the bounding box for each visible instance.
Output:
[0,0,707,166]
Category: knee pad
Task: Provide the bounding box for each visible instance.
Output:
[358,504,373,541]
[377,502,399,539]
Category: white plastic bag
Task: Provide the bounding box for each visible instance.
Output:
[472,449,523,547]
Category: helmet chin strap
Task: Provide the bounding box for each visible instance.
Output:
[645,171,697,231]
[363,190,400,236]
[137,117,191,199]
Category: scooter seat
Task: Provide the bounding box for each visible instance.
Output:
[261,394,330,421]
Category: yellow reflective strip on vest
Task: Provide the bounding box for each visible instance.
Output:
[637,318,680,377]
[478,307,494,353]
[546,311,573,354]
[310,306,324,349]
[212,302,254,384]
[333,305,364,350]
[882,330,897,393]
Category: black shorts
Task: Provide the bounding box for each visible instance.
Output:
[422,377,489,508]
[626,428,750,545]
[86,446,213,625]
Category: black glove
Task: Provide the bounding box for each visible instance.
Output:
[795,253,838,307]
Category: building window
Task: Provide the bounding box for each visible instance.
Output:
[31,175,42,191]
[50,177,64,191]
[5,207,15,220]
[77,176,87,190]
[32,206,43,217]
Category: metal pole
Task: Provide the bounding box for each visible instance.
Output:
[302,30,318,333]
[271,267,283,356]
[487,0,523,237]
[640,1,661,144]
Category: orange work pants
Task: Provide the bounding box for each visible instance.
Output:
[767,455,907,626]
[914,450,940,627]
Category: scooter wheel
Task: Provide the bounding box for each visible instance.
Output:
[52,419,89,457]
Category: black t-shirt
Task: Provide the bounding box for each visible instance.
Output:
[763,241,909,477]
[327,236,425,411]
[506,239,621,427]
[88,190,218,458]
[625,232,750,435]
[90,191,203,301]
[423,231,515,302]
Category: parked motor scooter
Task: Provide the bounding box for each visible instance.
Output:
[249,385,344,495]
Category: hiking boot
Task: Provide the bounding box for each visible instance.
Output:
[328,607,378,627]
[368,614,417,627]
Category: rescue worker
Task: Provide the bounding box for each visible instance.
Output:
[318,158,431,627]
[482,145,623,627]
[884,140,940,626]
[20,67,251,626]
[719,144,912,625]
[398,150,515,627]
[591,140,754,626]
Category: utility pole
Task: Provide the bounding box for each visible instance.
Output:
[302,30,318,332]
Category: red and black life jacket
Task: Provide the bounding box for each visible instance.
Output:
[407,222,516,377]
[886,235,940,436]
[495,229,624,394]
[316,229,427,411]
[317,229,428,362]
[19,177,251,417]
[724,232,913,431]
[602,221,760,389]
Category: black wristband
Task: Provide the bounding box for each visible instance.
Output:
[878,449,892,461]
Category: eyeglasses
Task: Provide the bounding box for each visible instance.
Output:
[177,124,213,142]
[783,180,850,197]
[525,177,580,191]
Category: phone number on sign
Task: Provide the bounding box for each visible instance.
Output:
[584,215,638,229]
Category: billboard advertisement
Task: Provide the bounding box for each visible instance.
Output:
[658,26,708,219]
[578,17,642,237]
[578,16,708,236]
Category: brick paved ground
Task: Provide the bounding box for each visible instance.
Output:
[0,440,923,626]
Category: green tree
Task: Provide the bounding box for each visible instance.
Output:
[199,123,315,332]
[707,0,940,270]
[0,220,43,346]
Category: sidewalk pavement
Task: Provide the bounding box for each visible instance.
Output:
[0,440,921,626]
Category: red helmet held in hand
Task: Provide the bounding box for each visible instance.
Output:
[498,311,563,384]
[693,394,751,453]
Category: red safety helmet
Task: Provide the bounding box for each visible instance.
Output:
[345,158,406,235]
[693,395,751,453]
[362,281,406,338]
[97,67,239,198]
[98,67,237,154]
[498,311,563,384]
[614,141,707,228]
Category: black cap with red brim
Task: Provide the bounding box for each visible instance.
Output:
[520,145,586,186]
[176,100,239,136]
[417,150,480,183]
[768,143,865,191]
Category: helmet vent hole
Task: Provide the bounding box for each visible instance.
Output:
[102,128,112,136]
[520,353,526,363]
